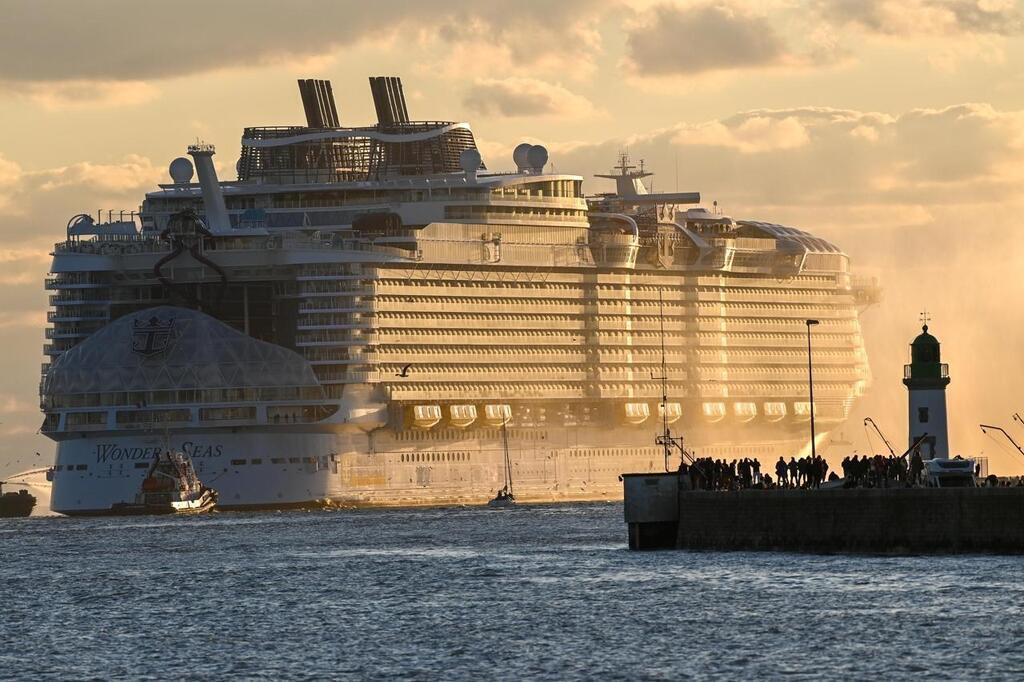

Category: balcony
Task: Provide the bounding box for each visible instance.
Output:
[45,325,99,339]
[48,310,109,323]
[904,363,949,380]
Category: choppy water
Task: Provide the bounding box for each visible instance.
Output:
[2,503,1023,680]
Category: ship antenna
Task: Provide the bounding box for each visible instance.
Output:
[654,291,701,474]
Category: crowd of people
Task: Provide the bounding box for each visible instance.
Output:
[681,454,835,491]
[684,457,761,490]
[678,450,1023,491]
[840,453,917,488]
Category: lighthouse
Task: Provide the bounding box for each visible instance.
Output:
[902,316,951,460]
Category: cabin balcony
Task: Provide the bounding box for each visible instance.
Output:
[45,326,96,340]
[49,294,116,306]
[44,278,109,291]
[48,310,110,323]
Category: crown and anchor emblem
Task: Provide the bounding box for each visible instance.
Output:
[131,316,177,356]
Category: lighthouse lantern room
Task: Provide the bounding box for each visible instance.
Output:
[902,314,951,460]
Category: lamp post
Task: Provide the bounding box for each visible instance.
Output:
[806,319,820,458]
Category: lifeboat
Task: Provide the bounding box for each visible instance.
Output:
[702,402,726,423]
[484,404,512,427]
[412,405,442,429]
[624,402,650,425]
[657,402,682,424]
[763,402,787,422]
[449,404,478,429]
[733,402,757,423]
[793,402,815,422]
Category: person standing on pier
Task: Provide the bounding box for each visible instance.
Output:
[910,449,924,486]
[776,457,788,487]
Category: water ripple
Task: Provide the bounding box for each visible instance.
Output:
[2,503,1023,680]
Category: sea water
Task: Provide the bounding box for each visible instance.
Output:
[1,503,1022,680]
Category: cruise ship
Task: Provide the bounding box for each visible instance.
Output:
[41,78,878,513]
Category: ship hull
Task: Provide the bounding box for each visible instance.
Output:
[49,421,831,513]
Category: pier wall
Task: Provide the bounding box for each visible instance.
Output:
[675,488,1024,553]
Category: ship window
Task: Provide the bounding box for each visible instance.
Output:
[918,407,929,423]
[76,464,87,471]
[289,457,300,464]
[231,459,246,466]
[134,462,149,469]
[54,465,63,471]
[251,458,263,465]
[271,458,285,464]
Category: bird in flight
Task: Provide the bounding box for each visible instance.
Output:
[395,364,411,378]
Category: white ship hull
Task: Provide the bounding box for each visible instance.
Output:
[50,424,821,514]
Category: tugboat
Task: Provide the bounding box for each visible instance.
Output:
[110,451,217,515]
[0,482,36,518]
[488,422,516,508]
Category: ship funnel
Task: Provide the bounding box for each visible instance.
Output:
[297,78,340,128]
[369,76,410,126]
[460,148,482,183]
[187,143,232,235]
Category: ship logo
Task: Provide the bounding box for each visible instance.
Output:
[131,316,176,356]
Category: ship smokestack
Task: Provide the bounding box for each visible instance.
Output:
[369,76,410,126]
[297,78,340,128]
[187,143,232,235]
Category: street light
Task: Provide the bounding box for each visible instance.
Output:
[806,319,820,459]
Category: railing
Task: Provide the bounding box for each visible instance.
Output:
[904,363,949,380]
[45,326,97,339]
[48,309,109,322]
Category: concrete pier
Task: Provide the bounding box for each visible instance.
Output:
[622,473,679,550]
[623,474,1024,553]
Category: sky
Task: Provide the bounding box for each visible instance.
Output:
[2,0,1024,478]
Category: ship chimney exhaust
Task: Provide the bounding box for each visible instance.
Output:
[297,78,340,128]
[187,143,232,235]
[369,76,410,126]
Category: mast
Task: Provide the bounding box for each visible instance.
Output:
[502,420,513,494]
[657,289,671,472]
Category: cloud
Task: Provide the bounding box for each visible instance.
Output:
[0,1,612,84]
[462,78,595,118]
[557,103,1024,209]
[623,2,795,76]
[1,80,160,110]
[818,0,1024,37]
[671,115,812,153]
[0,153,164,222]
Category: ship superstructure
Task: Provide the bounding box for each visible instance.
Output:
[41,78,877,513]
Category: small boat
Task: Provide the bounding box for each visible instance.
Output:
[488,421,516,508]
[110,451,217,515]
[488,487,516,508]
[0,482,36,518]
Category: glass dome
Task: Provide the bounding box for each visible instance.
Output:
[43,306,323,398]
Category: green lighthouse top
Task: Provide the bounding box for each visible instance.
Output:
[904,322,949,387]
[910,324,940,363]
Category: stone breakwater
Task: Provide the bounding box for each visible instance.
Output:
[676,487,1024,553]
